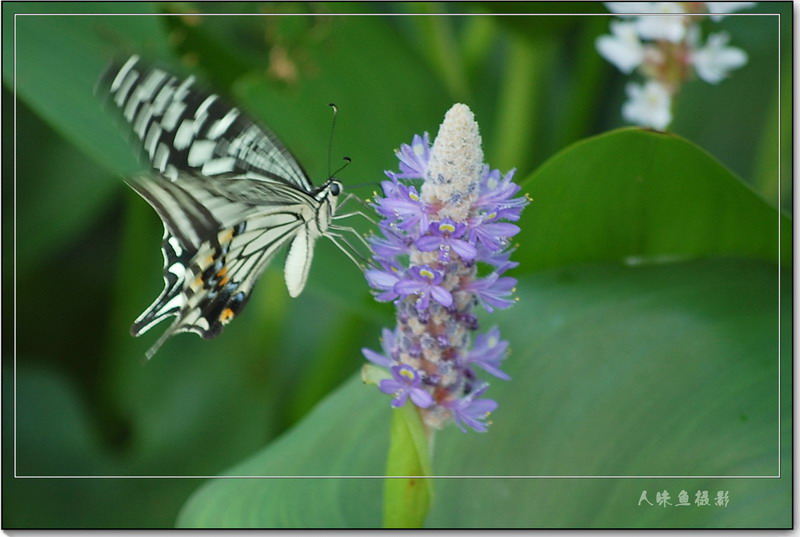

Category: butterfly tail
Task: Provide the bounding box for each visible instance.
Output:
[142,320,181,360]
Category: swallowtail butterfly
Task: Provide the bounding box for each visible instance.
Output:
[99,55,358,358]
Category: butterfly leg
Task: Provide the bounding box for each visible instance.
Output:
[329,223,372,253]
[335,194,377,225]
[326,232,374,270]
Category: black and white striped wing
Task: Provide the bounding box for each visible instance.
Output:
[98,55,314,191]
[97,55,327,357]
[127,173,313,358]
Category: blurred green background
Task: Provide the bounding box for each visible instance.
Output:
[2,1,791,529]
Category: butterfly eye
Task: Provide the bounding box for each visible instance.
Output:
[330,181,341,196]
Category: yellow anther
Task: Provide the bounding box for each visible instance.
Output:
[399,368,415,381]
[439,223,456,233]
[419,268,435,280]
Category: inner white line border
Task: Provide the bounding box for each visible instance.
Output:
[10,9,786,480]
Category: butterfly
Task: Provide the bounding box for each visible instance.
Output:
[99,55,363,358]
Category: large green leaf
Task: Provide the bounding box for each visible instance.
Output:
[515,128,790,272]
[4,3,174,175]
[5,367,205,528]
[13,95,117,273]
[177,259,789,528]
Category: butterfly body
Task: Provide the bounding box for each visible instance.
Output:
[100,55,346,357]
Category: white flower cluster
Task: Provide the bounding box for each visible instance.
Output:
[597,1,752,130]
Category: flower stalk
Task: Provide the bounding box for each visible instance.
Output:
[363,103,527,527]
[383,403,433,528]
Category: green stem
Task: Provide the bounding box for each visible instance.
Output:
[552,17,608,150]
[491,32,556,172]
[383,404,434,528]
[413,7,471,102]
[752,35,790,210]
[461,15,496,80]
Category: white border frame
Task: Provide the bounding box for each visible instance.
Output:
[10,9,786,480]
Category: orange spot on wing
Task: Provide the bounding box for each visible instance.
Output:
[219,308,234,324]
[216,266,230,286]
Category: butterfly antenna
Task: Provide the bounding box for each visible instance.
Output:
[327,103,338,179]
[332,156,352,178]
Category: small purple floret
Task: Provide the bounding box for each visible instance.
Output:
[446,384,498,433]
[394,265,453,311]
[463,326,511,380]
[465,272,517,312]
[379,364,434,408]
[392,133,432,179]
[375,181,428,233]
[416,219,477,262]
[365,261,404,302]
[362,327,397,367]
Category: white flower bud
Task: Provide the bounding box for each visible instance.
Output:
[422,103,484,221]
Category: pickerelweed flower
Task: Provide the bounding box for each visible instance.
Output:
[597,1,753,130]
[362,103,528,433]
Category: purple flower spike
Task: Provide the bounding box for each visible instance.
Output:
[416,219,477,262]
[363,104,528,433]
[379,365,434,408]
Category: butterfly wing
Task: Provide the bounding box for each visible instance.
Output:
[284,227,315,298]
[127,173,314,358]
[97,55,330,356]
[98,55,314,191]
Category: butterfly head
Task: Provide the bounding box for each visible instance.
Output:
[314,178,343,204]
[312,178,343,233]
[318,178,342,196]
